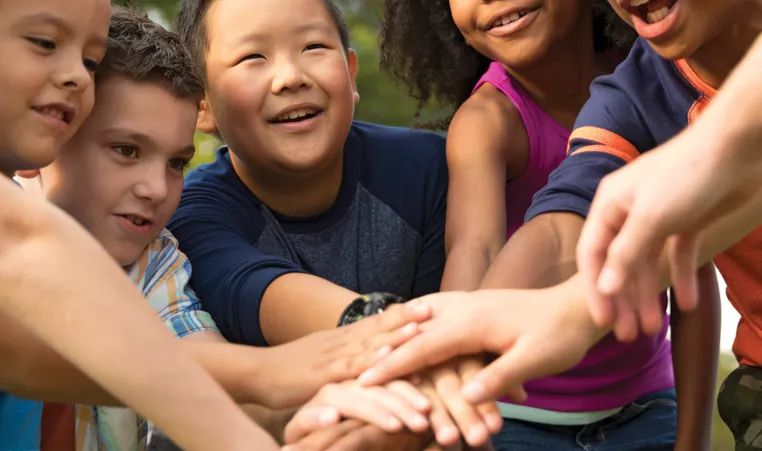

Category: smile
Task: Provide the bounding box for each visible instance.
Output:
[270,107,323,124]
[629,0,677,25]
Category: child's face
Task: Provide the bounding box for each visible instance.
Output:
[0,0,109,176]
[607,0,744,59]
[38,76,198,267]
[200,0,359,176]
[449,0,591,68]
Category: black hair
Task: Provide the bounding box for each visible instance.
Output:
[379,0,636,129]
[175,0,351,78]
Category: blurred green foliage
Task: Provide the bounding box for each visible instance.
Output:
[113,2,740,448]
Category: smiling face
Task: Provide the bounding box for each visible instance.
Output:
[607,0,745,59]
[39,76,198,266]
[199,0,359,178]
[0,0,109,176]
[448,0,592,68]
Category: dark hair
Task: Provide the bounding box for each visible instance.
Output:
[175,0,351,79]
[379,1,636,129]
[97,6,203,101]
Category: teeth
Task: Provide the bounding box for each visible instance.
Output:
[125,215,148,226]
[647,6,670,23]
[494,11,528,28]
[631,0,650,6]
[39,107,64,121]
[275,108,317,122]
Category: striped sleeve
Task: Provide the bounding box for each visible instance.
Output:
[525,71,656,222]
[138,230,220,339]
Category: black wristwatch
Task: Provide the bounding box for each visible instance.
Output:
[337,292,405,327]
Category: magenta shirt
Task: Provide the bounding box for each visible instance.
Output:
[472,62,674,411]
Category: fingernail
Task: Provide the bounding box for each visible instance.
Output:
[415,397,430,411]
[597,268,620,294]
[402,322,418,335]
[436,426,459,444]
[412,414,428,430]
[358,368,377,385]
[486,413,503,433]
[462,381,487,403]
[387,417,402,430]
[467,425,488,445]
[319,408,339,425]
[374,346,391,360]
[406,299,429,313]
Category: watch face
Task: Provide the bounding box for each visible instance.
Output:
[338,293,405,326]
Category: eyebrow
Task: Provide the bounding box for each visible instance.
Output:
[233,22,336,46]
[18,12,108,48]
[102,127,196,157]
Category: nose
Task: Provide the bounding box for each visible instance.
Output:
[270,56,312,94]
[133,164,169,204]
[52,50,93,94]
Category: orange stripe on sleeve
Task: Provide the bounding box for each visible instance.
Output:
[572,145,638,163]
[567,126,640,163]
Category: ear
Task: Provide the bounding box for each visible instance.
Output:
[196,98,219,135]
[347,49,360,105]
[15,169,40,179]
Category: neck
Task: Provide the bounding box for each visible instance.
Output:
[231,151,344,218]
[505,10,605,129]
[687,4,762,90]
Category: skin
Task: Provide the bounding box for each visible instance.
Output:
[0,0,106,175]
[197,0,364,345]
[437,0,611,444]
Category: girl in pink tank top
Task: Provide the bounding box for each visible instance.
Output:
[377,2,699,451]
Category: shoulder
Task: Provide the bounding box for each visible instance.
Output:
[130,230,189,294]
[351,121,445,159]
[448,86,527,169]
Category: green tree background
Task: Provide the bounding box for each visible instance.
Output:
[115,1,738,449]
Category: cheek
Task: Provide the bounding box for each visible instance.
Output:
[448,0,474,34]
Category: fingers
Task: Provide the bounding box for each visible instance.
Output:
[668,233,700,313]
[458,358,503,435]
[283,419,363,451]
[430,365,490,447]
[578,195,623,328]
[365,384,430,433]
[368,300,433,334]
[635,250,665,336]
[283,407,341,444]
[285,383,411,443]
[386,379,432,412]
[419,379,461,447]
[359,332,464,386]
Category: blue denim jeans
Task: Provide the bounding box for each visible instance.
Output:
[491,389,677,451]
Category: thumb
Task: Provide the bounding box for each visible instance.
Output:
[283,407,340,444]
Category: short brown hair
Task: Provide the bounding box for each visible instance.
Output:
[98,6,204,100]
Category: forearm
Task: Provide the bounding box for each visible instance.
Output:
[671,264,720,450]
[441,245,496,292]
[241,404,296,445]
[480,213,583,289]
[260,273,357,345]
[0,186,265,449]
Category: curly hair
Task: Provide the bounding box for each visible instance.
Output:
[380,1,636,129]
[97,6,204,101]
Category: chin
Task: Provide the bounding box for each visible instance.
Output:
[647,39,698,61]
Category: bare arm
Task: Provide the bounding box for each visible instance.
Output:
[480,212,584,289]
[441,90,527,291]
[260,273,357,344]
[0,177,275,450]
[671,264,720,451]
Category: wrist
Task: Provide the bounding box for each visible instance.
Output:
[553,275,609,346]
[337,292,405,327]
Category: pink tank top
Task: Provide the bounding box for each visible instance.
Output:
[472,62,673,412]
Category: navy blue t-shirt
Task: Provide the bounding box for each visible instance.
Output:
[168,121,448,346]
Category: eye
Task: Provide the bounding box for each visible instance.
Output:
[112,145,138,158]
[83,58,100,73]
[239,53,265,64]
[27,37,56,50]
[304,43,327,51]
[168,158,191,172]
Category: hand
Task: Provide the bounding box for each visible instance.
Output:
[283,419,452,451]
[359,285,604,405]
[258,301,432,409]
[284,380,431,444]
[577,33,762,342]
[420,357,501,447]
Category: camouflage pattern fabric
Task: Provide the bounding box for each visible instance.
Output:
[718,365,762,450]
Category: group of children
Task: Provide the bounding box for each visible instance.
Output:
[1,0,761,449]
